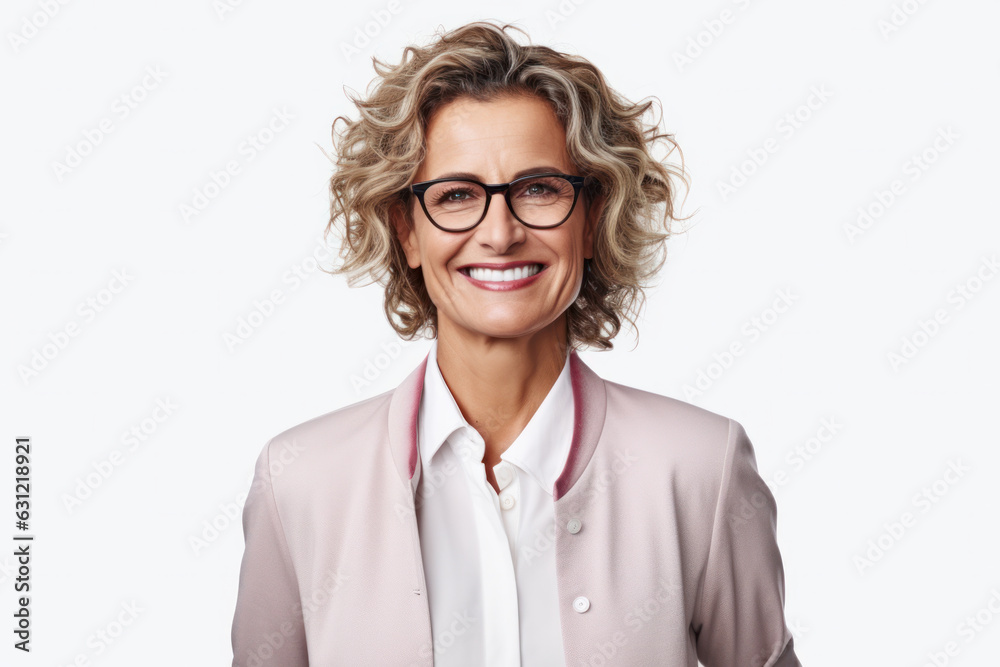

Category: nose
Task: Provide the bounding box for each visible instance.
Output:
[473,190,526,251]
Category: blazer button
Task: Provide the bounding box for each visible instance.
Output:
[566,518,582,534]
[573,596,590,613]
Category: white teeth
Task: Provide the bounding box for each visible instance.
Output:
[466,264,543,282]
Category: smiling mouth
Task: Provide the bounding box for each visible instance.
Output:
[459,264,546,282]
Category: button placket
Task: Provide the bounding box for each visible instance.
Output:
[495,461,514,489]
[494,460,518,512]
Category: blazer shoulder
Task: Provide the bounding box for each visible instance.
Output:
[274,388,392,444]
[254,386,397,483]
[604,378,736,441]
[601,378,748,480]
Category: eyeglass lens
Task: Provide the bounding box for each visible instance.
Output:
[422,176,576,230]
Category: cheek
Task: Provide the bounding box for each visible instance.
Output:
[418,238,462,280]
[556,233,587,265]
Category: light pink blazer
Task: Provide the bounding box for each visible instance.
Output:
[231,349,801,666]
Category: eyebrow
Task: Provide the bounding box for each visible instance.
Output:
[430,165,568,182]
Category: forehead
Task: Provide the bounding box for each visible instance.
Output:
[419,94,571,180]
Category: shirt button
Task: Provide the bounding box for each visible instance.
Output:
[566,518,582,534]
[573,596,590,613]
[495,462,514,489]
[500,493,516,510]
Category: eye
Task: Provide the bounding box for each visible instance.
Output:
[512,176,568,200]
[431,186,478,206]
[524,182,554,196]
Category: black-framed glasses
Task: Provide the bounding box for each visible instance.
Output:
[408,173,588,233]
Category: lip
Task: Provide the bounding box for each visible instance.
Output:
[458,263,548,292]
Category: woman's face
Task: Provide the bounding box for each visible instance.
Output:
[396,94,600,343]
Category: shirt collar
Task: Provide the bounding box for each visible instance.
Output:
[418,338,475,471]
[417,338,574,496]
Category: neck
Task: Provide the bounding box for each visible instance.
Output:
[434,317,569,464]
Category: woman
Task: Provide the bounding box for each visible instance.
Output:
[231,21,800,667]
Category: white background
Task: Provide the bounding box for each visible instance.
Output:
[2,1,999,665]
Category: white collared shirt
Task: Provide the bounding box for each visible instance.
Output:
[415,338,573,667]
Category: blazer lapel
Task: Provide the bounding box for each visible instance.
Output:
[386,347,607,501]
[555,349,608,500]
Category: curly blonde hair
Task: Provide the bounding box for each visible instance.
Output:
[324,20,689,351]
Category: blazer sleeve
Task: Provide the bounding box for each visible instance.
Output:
[231,439,310,667]
[692,419,801,667]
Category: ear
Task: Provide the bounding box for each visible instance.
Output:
[391,201,421,270]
